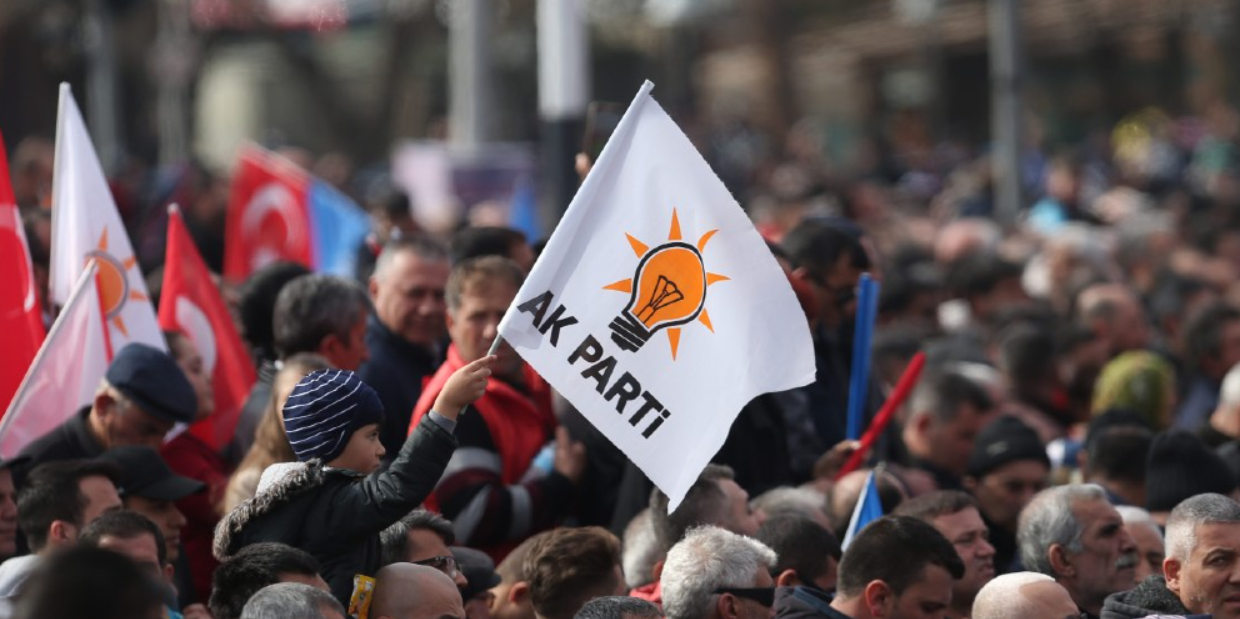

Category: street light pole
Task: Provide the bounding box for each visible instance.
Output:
[988,0,1024,229]
[449,0,494,149]
[537,0,589,226]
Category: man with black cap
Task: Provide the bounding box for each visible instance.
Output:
[101,445,206,608]
[15,343,198,482]
[963,416,1050,574]
[1145,430,1239,525]
[453,546,501,619]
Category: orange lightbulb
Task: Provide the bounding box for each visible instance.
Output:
[609,241,707,352]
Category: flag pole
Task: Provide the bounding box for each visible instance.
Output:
[457,335,505,417]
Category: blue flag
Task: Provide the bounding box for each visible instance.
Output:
[842,470,883,550]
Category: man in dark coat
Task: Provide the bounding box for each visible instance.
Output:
[358,236,450,460]
[15,343,197,484]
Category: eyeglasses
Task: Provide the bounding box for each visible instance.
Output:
[713,587,776,607]
[414,555,460,579]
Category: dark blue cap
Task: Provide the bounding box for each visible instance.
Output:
[104,343,198,424]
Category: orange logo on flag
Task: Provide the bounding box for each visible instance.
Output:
[604,209,729,359]
[84,227,147,337]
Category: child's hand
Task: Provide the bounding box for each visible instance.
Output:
[433,355,496,420]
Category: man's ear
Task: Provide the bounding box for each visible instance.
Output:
[368,276,380,300]
[717,593,742,619]
[792,267,815,285]
[93,392,116,421]
[776,569,800,588]
[913,412,934,436]
[864,580,893,618]
[1048,544,1075,578]
[1164,557,1182,594]
[164,564,176,585]
[651,559,664,582]
[509,582,529,604]
[48,520,75,545]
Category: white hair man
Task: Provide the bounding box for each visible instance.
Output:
[661,526,777,619]
[972,572,1078,619]
[1115,506,1165,587]
[1101,493,1240,619]
[1018,484,1138,618]
[240,582,345,619]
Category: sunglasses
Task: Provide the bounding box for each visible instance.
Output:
[414,555,460,579]
[714,587,776,607]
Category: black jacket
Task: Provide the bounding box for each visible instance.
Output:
[357,316,441,460]
[775,586,852,619]
[14,407,104,483]
[213,414,457,605]
[1101,576,1190,619]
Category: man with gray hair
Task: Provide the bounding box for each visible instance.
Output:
[379,510,467,586]
[361,236,452,457]
[1102,493,1240,619]
[972,572,1079,619]
[1018,484,1138,618]
[661,526,777,619]
[240,582,345,619]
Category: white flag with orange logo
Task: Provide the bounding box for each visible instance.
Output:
[497,81,815,510]
[0,262,109,457]
[48,83,165,357]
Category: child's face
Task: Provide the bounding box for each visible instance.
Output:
[327,423,385,474]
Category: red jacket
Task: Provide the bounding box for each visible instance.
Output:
[162,432,232,602]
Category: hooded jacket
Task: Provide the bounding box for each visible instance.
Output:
[213,414,457,605]
[1101,576,1191,619]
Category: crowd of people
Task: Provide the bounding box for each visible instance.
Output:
[7,100,1240,619]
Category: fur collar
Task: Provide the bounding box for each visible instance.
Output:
[213,459,327,560]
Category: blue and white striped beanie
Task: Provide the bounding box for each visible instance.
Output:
[282,370,385,463]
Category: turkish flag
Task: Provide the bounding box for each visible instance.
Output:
[161,206,257,449]
[223,145,312,282]
[0,127,46,413]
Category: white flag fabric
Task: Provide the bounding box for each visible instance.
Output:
[0,262,109,458]
[49,83,164,355]
[497,81,815,510]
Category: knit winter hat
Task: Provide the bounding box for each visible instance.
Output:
[282,370,385,463]
[1091,351,1175,430]
[967,415,1049,478]
[1146,430,1237,513]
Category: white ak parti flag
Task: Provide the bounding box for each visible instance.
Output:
[498,81,815,510]
[0,262,109,458]
[49,83,165,356]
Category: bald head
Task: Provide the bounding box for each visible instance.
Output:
[372,563,465,619]
[973,572,1079,619]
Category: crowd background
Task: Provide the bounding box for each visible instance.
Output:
[9,1,1240,619]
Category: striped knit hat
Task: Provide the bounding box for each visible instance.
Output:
[282,370,385,463]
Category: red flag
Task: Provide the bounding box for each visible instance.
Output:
[160,205,257,449]
[0,128,47,412]
[223,145,312,282]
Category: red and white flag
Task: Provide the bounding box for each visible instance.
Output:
[0,127,46,413]
[0,262,109,457]
[159,205,256,449]
[48,83,164,357]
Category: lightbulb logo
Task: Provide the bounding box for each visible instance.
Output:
[603,209,729,359]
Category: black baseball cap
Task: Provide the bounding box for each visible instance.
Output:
[452,546,501,600]
[104,343,197,424]
[100,446,205,501]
